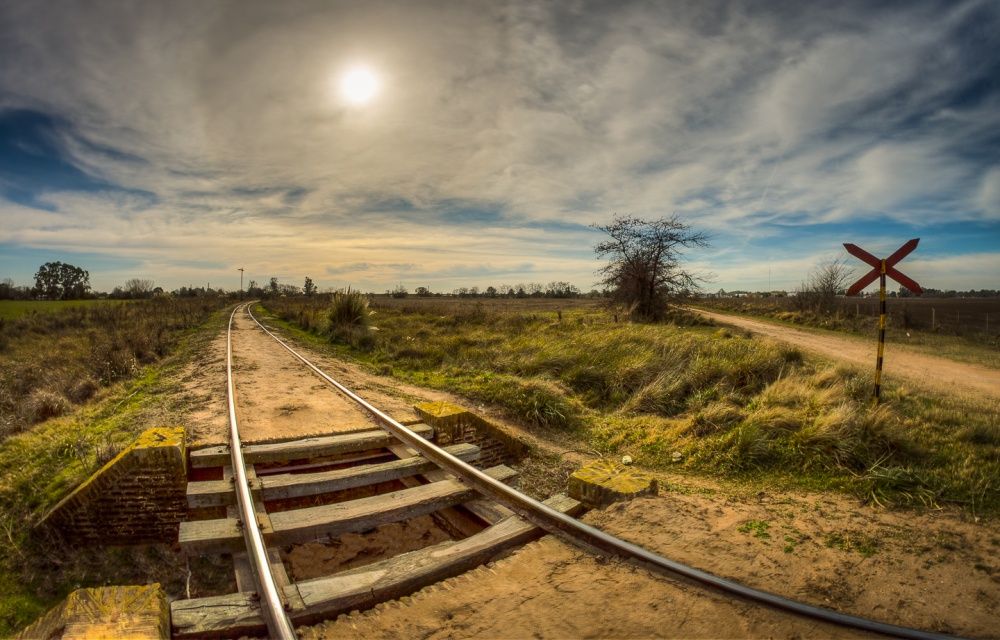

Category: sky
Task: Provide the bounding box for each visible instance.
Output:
[1,0,998,295]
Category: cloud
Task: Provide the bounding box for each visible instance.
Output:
[0,0,998,292]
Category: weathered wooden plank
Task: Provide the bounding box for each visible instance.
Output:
[263,443,480,502]
[170,591,261,640]
[460,498,516,526]
[180,465,517,556]
[388,444,484,539]
[297,492,583,620]
[270,465,517,547]
[189,423,434,468]
[180,517,241,555]
[254,450,393,476]
[170,493,582,638]
[187,443,481,509]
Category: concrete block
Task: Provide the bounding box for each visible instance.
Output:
[413,402,527,466]
[36,427,187,545]
[568,459,658,508]
[17,584,169,640]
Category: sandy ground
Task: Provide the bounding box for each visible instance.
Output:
[181,307,456,446]
[299,490,999,640]
[694,309,1000,401]
[176,306,1000,639]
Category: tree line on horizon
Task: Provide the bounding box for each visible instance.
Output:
[3,244,997,306]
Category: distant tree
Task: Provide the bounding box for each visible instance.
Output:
[592,214,710,321]
[0,277,13,300]
[269,277,279,297]
[414,286,432,297]
[33,261,91,300]
[545,281,580,298]
[795,257,854,315]
[303,277,317,297]
[125,278,155,298]
[391,284,408,298]
[485,286,497,298]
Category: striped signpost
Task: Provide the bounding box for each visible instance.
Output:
[843,239,922,404]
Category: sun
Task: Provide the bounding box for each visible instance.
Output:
[340,66,380,105]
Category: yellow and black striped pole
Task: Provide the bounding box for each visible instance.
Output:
[874,260,887,403]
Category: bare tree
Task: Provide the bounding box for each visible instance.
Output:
[794,257,855,315]
[125,278,155,298]
[592,214,710,321]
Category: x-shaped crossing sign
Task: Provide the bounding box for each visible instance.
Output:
[843,238,923,296]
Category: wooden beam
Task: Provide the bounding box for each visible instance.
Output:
[387,444,485,539]
[180,465,517,556]
[189,423,434,468]
[171,493,583,638]
[187,444,481,509]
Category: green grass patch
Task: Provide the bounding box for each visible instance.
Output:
[737,520,772,539]
[260,297,1000,516]
[0,299,117,320]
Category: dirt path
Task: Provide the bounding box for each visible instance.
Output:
[695,309,1000,400]
[182,306,461,446]
[174,308,1000,639]
[301,490,999,639]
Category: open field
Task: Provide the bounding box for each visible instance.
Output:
[1,295,998,636]
[0,299,117,320]
[0,297,229,439]
[265,296,1000,513]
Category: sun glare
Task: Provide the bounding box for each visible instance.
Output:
[340,66,379,105]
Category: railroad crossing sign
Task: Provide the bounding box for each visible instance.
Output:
[844,238,923,296]
[843,238,922,403]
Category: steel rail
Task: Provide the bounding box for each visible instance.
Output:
[225,304,297,640]
[246,304,963,640]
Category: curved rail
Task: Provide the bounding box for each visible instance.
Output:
[246,303,962,640]
[225,304,297,640]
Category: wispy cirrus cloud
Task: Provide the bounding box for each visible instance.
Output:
[0,0,997,292]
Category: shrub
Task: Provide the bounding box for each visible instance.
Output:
[23,390,71,424]
[327,289,372,342]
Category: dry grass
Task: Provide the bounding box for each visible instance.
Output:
[0,298,227,440]
[263,296,999,513]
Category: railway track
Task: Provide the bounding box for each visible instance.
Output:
[171,303,960,639]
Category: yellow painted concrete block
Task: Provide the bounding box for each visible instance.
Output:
[413,401,528,462]
[17,584,169,640]
[415,401,468,420]
[568,459,658,508]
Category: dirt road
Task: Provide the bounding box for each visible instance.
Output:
[695,309,1000,400]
